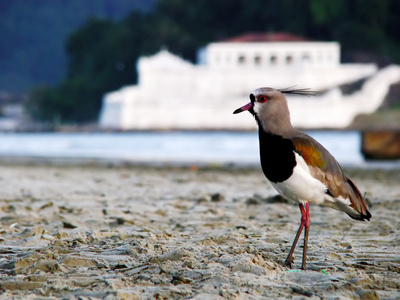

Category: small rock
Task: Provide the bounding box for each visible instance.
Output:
[235,225,247,230]
[245,197,260,205]
[60,219,78,229]
[211,193,224,202]
[171,274,192,284]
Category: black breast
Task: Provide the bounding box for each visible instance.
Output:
[258,130,297,183]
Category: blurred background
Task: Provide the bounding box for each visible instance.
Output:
[1,0,400,166]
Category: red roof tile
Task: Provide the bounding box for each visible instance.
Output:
[223,32,308,42]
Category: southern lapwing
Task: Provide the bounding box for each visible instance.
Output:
[233,87,371,270]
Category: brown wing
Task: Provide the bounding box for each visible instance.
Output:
[292,134,371,220]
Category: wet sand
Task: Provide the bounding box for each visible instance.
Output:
[0,163,399,299]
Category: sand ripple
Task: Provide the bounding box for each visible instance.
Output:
[0,165,399,299]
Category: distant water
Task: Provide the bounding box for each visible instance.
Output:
[0,131,373,167]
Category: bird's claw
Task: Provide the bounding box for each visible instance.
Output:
[283,257,294,268]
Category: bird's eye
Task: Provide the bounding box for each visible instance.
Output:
[258,96,268,103]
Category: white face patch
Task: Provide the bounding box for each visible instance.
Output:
[252,101,263,115]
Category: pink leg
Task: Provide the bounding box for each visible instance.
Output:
[301,202,311,270]
[283,203,311,269]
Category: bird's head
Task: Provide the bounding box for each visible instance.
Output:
[233,87,314,134]
[233,87,285,116]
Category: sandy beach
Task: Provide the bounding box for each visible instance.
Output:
[0,162,399,299]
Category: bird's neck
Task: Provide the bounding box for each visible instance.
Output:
[254,112,295,138]
[257,128,297,183]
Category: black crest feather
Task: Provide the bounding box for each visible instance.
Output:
[278,86,315,96]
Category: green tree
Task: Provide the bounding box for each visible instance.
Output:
[25,0,400,124]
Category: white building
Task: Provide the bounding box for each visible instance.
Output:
[99,33,399,130]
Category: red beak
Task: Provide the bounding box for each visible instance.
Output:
[233,102,253,114]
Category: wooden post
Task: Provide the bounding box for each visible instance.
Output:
[361,130,400,160]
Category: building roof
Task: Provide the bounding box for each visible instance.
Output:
[223,32,308,43]
[139,49,193,69]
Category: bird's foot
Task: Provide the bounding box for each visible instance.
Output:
[283,256,294,269]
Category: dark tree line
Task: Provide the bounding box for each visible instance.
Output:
[25,0,400,123]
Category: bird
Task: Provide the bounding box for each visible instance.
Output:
[233,87,371,270]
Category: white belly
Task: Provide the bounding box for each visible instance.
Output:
[271,153,327,205]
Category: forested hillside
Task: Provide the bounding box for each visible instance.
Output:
[9,0,400,123]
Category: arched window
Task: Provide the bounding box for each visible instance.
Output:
[286,55,293,65]
[302,54,311,63]
[270,55,278,65]
[254,55,262,66]
[238,55,246,65]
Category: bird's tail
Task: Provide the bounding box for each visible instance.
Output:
[346,178,372,221]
